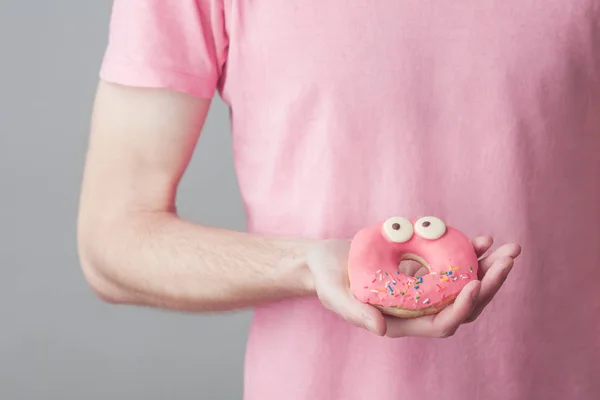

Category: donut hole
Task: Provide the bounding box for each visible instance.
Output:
[398,254,430,277]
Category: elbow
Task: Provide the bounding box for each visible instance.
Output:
[79,255,122,304]
[77,221,125,305]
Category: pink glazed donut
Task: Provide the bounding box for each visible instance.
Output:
[348,216,479,318]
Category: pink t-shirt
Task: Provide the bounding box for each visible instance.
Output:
[100,1,600,399]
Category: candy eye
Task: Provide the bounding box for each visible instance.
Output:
[382,217,414,243]
[414,216,447,240]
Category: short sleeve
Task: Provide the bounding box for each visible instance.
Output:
[99,0,228,99]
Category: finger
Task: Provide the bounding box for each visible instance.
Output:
[399,259,428,277]
[385,280,480,338]
[471,236,493,258]
[430,280,481,335]
[384,313,436,338]
[465,257,513,323]
[320,285,387,336]
[479,243,521,274]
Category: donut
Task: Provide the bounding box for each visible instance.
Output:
[348,216,479,318]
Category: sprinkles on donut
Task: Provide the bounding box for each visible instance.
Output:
[348,216,479,318]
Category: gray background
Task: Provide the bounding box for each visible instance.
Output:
[1,2,250,399]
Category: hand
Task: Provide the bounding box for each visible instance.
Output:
[383,236,522,338]
[306,239,388,334]
[305,237,521,338]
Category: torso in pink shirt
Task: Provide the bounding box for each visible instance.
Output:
[101,1,600,399]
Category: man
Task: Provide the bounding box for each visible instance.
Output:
[78,1,600,399]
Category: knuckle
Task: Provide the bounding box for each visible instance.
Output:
[319,297,360,326]
[341,313,360,326]
[319,296,336,312]
[437,325,458,338]
[464,311,480,324]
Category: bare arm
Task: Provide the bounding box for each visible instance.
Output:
[77,82,522,339]
[77,82,316,312]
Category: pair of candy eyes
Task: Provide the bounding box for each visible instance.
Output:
[383,216,447,243]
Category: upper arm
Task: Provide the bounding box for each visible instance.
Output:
[79,0,228,222]
[80,82,210,220]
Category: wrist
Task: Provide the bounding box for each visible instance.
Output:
[297,255,317,297]
[292,240,318,297]
[277,237,318,298]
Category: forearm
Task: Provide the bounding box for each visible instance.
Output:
[78,211,316,312]
[78,83,316,312]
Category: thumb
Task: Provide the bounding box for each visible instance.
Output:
[321,285,387,336]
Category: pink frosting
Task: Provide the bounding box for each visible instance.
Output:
[348,217,479,310]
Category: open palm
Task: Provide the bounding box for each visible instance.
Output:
[308,236,521,338]
[379,237,522,338]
